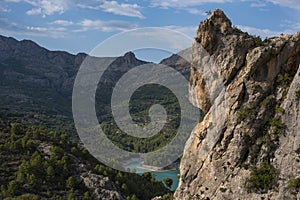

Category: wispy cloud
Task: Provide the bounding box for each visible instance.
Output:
[4,0,22,2]
[280,20,300,31]
[75,19,138,32]
[0,17,67,38]
[151,0,232,8]
[78,1,145,19]
[183,8,206,15]
[266,0,300,10]
[150,0,231,16]
[151,0,300,11]
[250,2,267,8]
[98,1,144,19]
[51,20,74,26]
[0,4,11,12]
[24,0,72,17]
[6,0,145,18]
[237,25,295,38]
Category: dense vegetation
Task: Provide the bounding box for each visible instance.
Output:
[0,37,193,199]
[0,114,172,199]
[97,84,181,154]
[246,161,277,192]
[96,83,199,166]
[0,52,193,168]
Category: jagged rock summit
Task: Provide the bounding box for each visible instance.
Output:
[175,9,300,200]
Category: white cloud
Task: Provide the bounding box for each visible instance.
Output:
[4,0,21,2]
[76,19,138,32]
[51,20,74,26]
[151,0,232,8]
[78,1,145,19]
[0,17,67,38]
[250,2,267,7]
[184,8,206,15]
[29,0,70,16]
[150,0,300,11]
[26,7,42,15]
[0,5,11,12]
[8,0,71,17]
[26,26,47,32]
[7,0,145,18]
[237,25,295,38]
[99,1,144,19]
[280,20,300,30]
[266,0,300,10]
[150,0,231,16]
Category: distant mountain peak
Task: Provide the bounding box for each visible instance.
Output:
[124,51,135,58]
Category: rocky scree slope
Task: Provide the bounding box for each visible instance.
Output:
[175,9,300,200]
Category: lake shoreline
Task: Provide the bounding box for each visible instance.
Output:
[124,160,180,191]
[138,163,178,172]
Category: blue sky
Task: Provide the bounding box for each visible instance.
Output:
[0,0,299,58]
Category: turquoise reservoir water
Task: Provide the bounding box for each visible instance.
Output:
[124,161,179,191]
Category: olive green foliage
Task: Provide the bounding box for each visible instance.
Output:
[220,187,227,193]
[97,84,197,166]
[253,36,263,46]
[261,96,276,109]
[275,105,285,114]
[0,117,170,200]
[160,193,174,200]
[277,73,293,86]
[288,178,300,189]
[163,177,173,189]
[240,162,249,170]
[242,93,287,167]
[237,106,256,122]
[269,117,285,135]
[246,161,277,193]
[2,193,40,200]
[92,168,170,199]
[99,84,182,155]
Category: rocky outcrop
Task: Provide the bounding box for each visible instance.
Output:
[81,171,125,200]
[175,9,300,200]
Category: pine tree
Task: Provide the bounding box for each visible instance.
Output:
[46,166,55,181]
[163,177,173,189]
[1,185,6,198]
[66,176,75,189]
[7,180,17,196]
[83,191,90,200]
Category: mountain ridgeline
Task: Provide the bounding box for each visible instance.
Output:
[0,35,190,152]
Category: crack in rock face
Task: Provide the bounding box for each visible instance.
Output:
[174,9,300,200]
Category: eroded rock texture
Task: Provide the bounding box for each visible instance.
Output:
[175,9,300,200]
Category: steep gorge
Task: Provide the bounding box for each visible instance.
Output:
[175,9,300,200]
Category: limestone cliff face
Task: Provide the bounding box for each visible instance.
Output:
[175,9,300,200]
